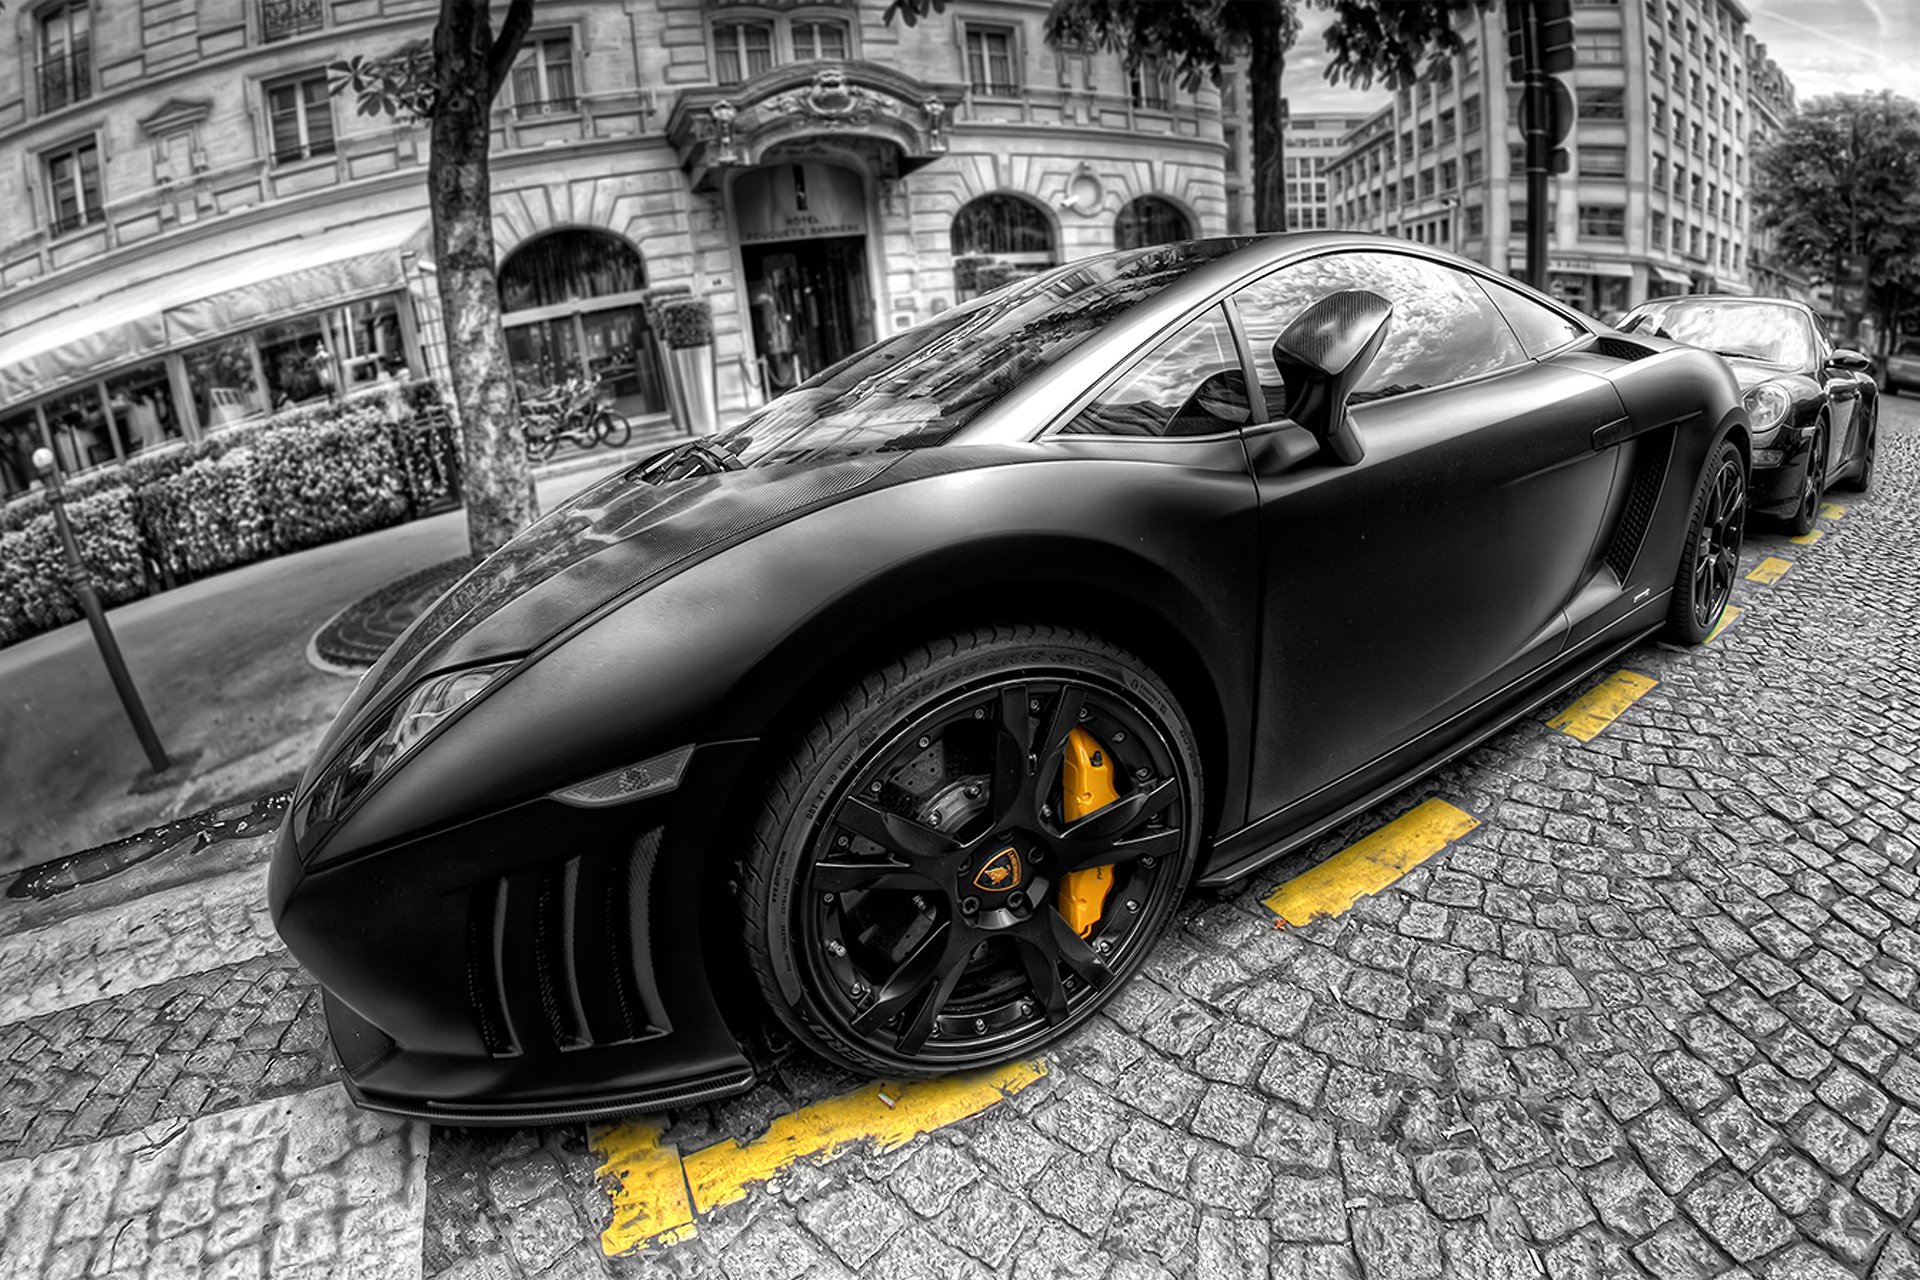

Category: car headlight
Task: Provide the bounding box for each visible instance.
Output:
[294,660,517,853]
[1743,381,1792,435]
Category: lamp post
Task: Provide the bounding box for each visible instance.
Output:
[32,447,172,776]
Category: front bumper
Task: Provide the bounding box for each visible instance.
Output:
[269,741,764,1125]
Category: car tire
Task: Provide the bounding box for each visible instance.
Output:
[1663,439,1747,645]
[1836,400,1877,494]
[742,625,1203,1078]
[1788,422,1827,536]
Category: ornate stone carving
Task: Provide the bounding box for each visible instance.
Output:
[762,69,890,128]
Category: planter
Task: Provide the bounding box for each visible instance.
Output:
[668,344,718,437]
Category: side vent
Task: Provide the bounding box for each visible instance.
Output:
[1596,336,1660,362]
[1604,428,1675,581]
[466,830,671,1057]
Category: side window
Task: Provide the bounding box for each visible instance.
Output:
[1476,278,1587,357]
[1061,305,1248,437]
[1233,251,1527,413]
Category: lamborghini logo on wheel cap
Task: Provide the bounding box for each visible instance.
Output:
[974,847,1022,892]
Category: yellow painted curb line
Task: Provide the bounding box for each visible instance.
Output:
[1263,798,1479,927]
[593,1059,1047,1256]
[1745,556,1792,584]
[1820,502,1847,520]
[1788,529,1824,546]
[1547,670,1658,742]
[1705,605,1742,644]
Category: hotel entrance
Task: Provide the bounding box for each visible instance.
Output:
[733,163,875,395]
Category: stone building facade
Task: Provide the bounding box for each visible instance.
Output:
[0,0,1236,500]
[1324,0,1796,319]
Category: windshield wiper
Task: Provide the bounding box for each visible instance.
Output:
[1711,348,1771,361]
[636,435,748,482]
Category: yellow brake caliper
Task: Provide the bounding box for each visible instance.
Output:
[1058,726,1118,938]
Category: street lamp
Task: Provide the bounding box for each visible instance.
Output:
[31,446,173,777]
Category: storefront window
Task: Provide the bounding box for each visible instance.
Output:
[184,334,268,428]
[499,230,666,419]
[0,410,45,499]
[43,383,113,473]
[258,314,332,409]
[338,297,411,389]
[104,361,183,458]
[1114,196,1193,250]
[951,194,1058,302]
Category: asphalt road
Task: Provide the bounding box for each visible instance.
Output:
[1,392,1917,1279]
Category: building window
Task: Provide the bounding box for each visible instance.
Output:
[1466,205,1484,236]
[1651,154,1667,187]
[508,33,578,117]
[1463,96,1482,133]
[1579,146,1626,178]
[1579,87,1625,120]
[792,20,849,60]
[1579,205,1625,238]
[265,73,336,165]
[1441,160,1457,190]
[1577,32,1623,64]
[1465,150,1484,183]
[952,194,1056,301]
[1690,174,1703,207]
[37,1,92,114]
[1129,56,1168,110]
[1420,168,1435,197]
[1439,109,1456,144]
[715,20,774,86]
[43,137,102,235]
[260,0,323,43]
[0,411,46,500]
[1652,96,1666,134]
[1650,38,1664,74]
[965,26,1017,96]
[1651,210,1666,249]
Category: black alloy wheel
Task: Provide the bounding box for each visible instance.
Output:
[743,627,1202,1077]
[1665,439,1747,644]
[1789,422,1828,535]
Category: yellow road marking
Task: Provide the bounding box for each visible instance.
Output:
[1788,529,1824,546]
[1820,502,1847,520]
[1546,670,1659,742]
[592,1120,697,1255]
[594,1060,1046,1256]
[1262,798,1479,926]
[1746,556,1792,584]
[1705,605,1742,644]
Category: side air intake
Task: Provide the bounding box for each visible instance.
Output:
[1604,428,1675,581]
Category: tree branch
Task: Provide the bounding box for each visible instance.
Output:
[485,0,536,102]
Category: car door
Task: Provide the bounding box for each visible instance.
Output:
[1232,249,1628,819]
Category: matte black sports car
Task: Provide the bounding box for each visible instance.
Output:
[271,235,1751,1123]
[1617,295,1877,533]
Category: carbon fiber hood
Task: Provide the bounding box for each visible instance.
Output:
[305,455,903,778]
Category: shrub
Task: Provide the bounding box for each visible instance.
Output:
[656,297,714,349]
[0,486,146,644]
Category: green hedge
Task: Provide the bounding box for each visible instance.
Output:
[0,381,438,649]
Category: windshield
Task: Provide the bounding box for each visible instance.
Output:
[1622,300,1815,368]
[715,239,1255,466]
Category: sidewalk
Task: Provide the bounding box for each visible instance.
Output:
[0,456,636,874]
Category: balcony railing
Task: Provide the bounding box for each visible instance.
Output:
[262,0,324,43]
[50,205,103,237]
[37,47,91,113]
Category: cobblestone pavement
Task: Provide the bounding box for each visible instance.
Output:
[1,398,1916,1278]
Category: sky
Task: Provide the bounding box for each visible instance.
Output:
[1280,1,1920,117]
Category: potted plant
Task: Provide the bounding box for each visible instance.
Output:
[656,296,717,437]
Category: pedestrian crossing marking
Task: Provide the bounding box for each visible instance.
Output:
[1820,502,1847,520]
[1705,605,1742,644]
[1546,670,1659,742]
[1788,530,1824,546]
[1262,798,1479,926]
[1746,556,1793,584]
[593,1060,1046,1255]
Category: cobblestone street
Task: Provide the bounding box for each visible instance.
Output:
[1,397,1917,1279]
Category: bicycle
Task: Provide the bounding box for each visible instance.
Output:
[520,376,633,461]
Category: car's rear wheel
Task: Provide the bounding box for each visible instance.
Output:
[1664,439,1746,644]
[742,626,1202,1077]
[1837,401,1877,493]
[1788,422,1828,535]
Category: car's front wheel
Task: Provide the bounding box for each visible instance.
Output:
[743,625,1202,1078]
[1664,439,1747,644]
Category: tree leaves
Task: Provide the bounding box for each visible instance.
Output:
[326,44,437,121]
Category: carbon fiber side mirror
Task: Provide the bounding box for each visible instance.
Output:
[1272,290,1393,466]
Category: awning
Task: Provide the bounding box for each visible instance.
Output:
[0,214,430,404]
[1508,254,1636,280]
[1652,265,1692,288]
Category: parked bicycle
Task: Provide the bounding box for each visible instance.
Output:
[520,376,633,461]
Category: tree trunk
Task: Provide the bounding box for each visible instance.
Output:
[1245,2,1287,234]
[430,0,534,561]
